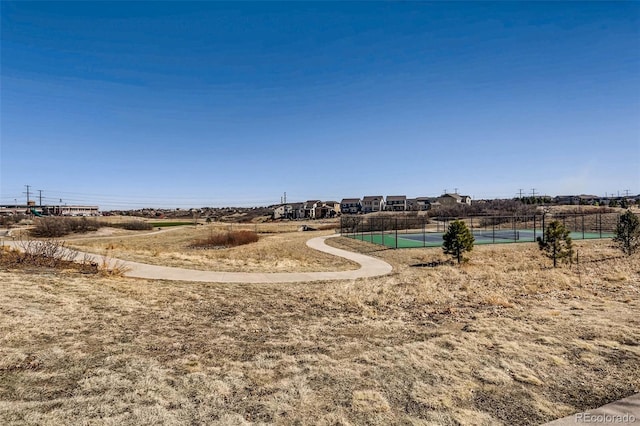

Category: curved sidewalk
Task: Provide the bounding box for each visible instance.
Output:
[543,393,639,425]
[3,235,393,283]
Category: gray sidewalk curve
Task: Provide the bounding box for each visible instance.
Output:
[2,235,393,283]
[543,393,639,425]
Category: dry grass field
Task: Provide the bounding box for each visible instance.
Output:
[64,225,357,273]
[1,234,639,425]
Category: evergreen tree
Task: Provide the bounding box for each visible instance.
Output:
[613,210,640,256]
[442,220,475,264]
[537,220,573,267]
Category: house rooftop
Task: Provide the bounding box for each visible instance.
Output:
[441,193,462,199]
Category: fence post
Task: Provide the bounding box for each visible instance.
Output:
[582,214,585,239]
[599,213,602,238]
[492,216,496,243]
[422,216,426,247]
[533,214,537,241]
[395,218,398,249]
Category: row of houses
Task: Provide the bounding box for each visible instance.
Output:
[272,200,341,220]
[273,193,472,219]
[343,193,472,214]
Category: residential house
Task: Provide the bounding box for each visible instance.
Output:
[314,201,339,219]
[385,195,407,211]
[554,195,578,205]
[272,202,303,220]
[303,200,321,219]
[437,193,471,206]
[554,195,600,205]
[415,197,436,211]
[340,198,361,214]
[361,196,384,213]
[324,201,341,216]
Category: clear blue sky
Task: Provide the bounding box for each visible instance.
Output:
[1,1,639,209]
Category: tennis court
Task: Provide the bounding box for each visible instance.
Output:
[347,229,615,249]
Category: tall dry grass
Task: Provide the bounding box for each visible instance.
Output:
[189,230,259,249]
[0,238,638,425]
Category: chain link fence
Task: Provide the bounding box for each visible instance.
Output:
[340,212,619,249]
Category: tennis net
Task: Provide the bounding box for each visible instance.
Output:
[472,230,520,240]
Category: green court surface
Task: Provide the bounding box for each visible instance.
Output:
[346,229,615,249]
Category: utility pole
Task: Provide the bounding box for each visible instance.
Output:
[624,189,630,197]
[38,190,43,207]
[531,188,536,198]
[518,189,524,199]
[443,189,447,195]
[454,187,458,194]
[24,185,31,204]
[284,192,287,204]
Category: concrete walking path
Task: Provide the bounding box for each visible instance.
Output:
[3,235,393,283]
[543,393,639,425]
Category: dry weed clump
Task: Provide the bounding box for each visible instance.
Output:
[0,239,128,276]
[189,230,259,249]
[2,239,78,269]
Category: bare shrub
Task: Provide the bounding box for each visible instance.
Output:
[0,214,28,227]
[97,250,131,277]
[30,217,70,237]
[1,238,128,275]
[30,217,103,237]
[9,238,79,268]
[190,230,259,249]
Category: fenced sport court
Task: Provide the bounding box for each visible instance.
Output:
[340,212,618,249]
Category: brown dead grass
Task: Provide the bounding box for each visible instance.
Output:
[65,226,356,273]
[189,230,260,249]
[1,237,639,425]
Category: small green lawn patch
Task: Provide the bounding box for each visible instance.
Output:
[152,221,194,227]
